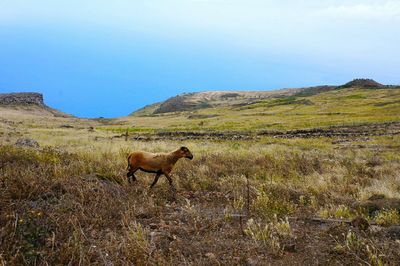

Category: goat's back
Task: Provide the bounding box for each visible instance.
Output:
[129,151,169,170]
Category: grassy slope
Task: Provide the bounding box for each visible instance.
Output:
[115,87,400,132]
[1,86,400,264]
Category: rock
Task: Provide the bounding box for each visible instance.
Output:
[205,252,216,260]
[149,231,172,250]
[15,138,40,148]
[149,223,158,229]
[60,124,74,128]
[369,225,383,234]
[0,92,44,106]
[368,194,385,201]
[386,226,400,240]
[283,243,297,253]
[351,217,370,231]
[245,257,259,266]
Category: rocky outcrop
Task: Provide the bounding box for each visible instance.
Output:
[0,92,45,106]
[0,92,72,118]
[154,94,211,114]
[341,79,384,88]
[15,138,40,148]
[126,121,400,141]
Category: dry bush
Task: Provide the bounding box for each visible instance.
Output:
[252,189,295,220]
[332,230,399,266]
[374,209,400,226]
[245,216,294,256]
[321,204,351,218]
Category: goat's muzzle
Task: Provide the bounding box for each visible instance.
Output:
[187,154,193,160]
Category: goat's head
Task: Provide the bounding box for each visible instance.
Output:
[179,146,193,160]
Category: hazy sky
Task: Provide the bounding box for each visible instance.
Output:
[1,0,399,117]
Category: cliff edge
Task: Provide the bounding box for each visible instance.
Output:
[0,92,45,106]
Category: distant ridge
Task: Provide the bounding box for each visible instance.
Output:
[131,79,391,115]
[152,89,305,114]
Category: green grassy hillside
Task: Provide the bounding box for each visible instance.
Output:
[119,86,400,132]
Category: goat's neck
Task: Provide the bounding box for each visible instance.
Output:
[167,150,182,165]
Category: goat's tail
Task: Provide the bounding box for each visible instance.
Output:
[126,154,132,170]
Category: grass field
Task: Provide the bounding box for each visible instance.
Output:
[1,86,400,265]
[118,87,400,132]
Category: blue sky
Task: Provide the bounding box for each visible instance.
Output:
[1,0,399,118]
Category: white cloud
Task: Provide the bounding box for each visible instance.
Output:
[319,1,400,20]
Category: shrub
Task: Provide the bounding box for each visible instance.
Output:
[374,209,400,226]
[319,204,353,219]
[252,190,295,220]
[245,216,293,256]
[334,230,386,266]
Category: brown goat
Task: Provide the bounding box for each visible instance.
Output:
[126,146,193,189]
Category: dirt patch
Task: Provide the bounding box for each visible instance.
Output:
[187,114,219,119]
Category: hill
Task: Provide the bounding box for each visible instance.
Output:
[131,79,388,115]
[341,78,384,88]
[0,92,71,118]
[152,89,303,114]
[134,87,331,115]
[122,79,399,132]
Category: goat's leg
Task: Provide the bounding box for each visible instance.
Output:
[150,173,161,189]
[127,167,138,183]
[164,173,176,191]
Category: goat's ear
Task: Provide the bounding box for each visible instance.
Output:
[180,146,187,151]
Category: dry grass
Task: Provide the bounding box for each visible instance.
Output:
[1,104,400,264]
[1,130,400,264]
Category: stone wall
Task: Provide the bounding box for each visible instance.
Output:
[0,92,44,106]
